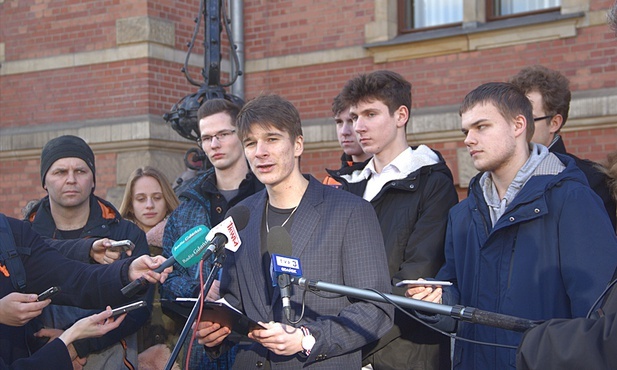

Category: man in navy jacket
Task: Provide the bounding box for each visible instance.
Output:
[0,214,170,370]
[408,82,617,370]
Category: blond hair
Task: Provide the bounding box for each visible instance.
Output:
[119,167,179,228]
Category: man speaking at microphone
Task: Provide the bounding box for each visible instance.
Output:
[195,94,394,369]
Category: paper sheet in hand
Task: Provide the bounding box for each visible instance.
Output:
[199,298,266,337]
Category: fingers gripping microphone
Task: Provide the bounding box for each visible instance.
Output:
[200,205,250,262]
[268,226,302,320]
[121,225,211,297]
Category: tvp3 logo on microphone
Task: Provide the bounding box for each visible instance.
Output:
[272,254,302,277]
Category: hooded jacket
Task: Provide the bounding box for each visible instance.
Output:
[159,168,263,370]
[322,153,371,188]
[329,147,458,368]
[436,153,617,370]
[160,169,263,301]
[25,195,150,358]
[550,135,616,229]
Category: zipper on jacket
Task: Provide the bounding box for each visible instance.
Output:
[507,234,518,288]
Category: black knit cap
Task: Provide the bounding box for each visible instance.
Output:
[40,135,96,188]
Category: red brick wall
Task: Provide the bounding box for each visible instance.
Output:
[0,153,119,218]
[2,0,617,219]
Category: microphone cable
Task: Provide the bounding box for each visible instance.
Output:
[283,288,308,325]
[183,259,208,370]
[297,282,519,350]
[586,277,617,319]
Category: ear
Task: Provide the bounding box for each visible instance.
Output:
[395,105,409,128]
[513,114,527,139]
[294,135,304,157]
[548,114,563,134]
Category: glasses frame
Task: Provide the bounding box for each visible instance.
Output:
[197,129,237,145]
[533,115,553,122]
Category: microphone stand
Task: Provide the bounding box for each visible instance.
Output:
[291,277,541,333]
[164,252,226,370]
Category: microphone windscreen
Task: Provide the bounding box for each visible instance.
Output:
[226,205,250,231]
[267,225,292,256]
[172,225,211,267]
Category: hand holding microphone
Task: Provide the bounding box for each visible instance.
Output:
[121,225,211,297]
[121,206,250,297]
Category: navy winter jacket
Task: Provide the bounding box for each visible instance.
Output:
[0,215,135,370]
[436,153,617,370]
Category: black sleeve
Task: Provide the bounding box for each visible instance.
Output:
[10,217,131,308]
[517,283,617,370]
[44,237,94,262]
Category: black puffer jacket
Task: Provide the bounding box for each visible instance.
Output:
[328,147,458,369]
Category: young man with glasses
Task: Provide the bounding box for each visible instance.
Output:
[160,98,263,369]
[510,65,616,229]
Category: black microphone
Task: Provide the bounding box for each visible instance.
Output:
[291,277,540,333]
[267,226,296,320]
[200,205,250,262]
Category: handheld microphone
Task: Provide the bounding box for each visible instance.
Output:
[121,225,210,297]
[268,226,302,320]
[200,205,250,262]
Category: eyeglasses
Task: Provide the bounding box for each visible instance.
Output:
[533,115,552,122]
[198,130,236,144]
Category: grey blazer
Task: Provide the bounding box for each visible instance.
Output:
[220,176,394,369]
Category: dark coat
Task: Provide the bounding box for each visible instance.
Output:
[25,195,150,358]
[516,268,617,369]
[436,153,617,369]
[160,168,263,369]
[550,136,616,229]
[0,215,134,370]
[329,148,458,369]
[218,176,394,369]
[322,154,371,188]
[160,169,263,301]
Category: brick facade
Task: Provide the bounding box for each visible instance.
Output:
[1,0,616,218]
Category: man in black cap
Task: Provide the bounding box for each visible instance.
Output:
[24,135,152,369]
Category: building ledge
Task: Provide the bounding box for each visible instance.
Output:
[366,12,584,63]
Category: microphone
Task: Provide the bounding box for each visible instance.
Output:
[268,226,302,320]
[291,277,540,333]
[200,205,250,262]
[121,225,210,297]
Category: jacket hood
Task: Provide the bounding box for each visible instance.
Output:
[469,152,588,208]
[177,168,215,203]
[336,146,454,185]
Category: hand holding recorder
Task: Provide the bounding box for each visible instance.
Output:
[404,278,447,303]
[127,255,173,285]
[0,292,52,326]
[58,306,126,347]
[90,238,135,265]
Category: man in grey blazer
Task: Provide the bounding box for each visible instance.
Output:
[196,94,394,369]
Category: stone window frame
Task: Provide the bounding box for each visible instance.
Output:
[365,0,589,63]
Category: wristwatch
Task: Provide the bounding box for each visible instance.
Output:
[300,325,315,356]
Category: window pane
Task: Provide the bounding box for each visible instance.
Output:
[494,0,561,17]
[408,0,463,29]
